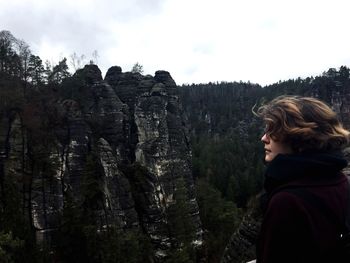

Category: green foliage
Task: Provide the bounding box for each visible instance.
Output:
[196,178,242,262]
[179,81,263,135]
[0,166,47,262]
[54,194,88,262]
[131,62,144,74]
[0,72,25,114]
[28,55,45,86]
[0,231,25,263]
[55,197,151,263]
[165,246,195,263]
[168,177,196,244]
[84,227,151,263]
[48,57,71,85]
[54,155,153,262]
[0,30,24,77]
[165,177,197,262]
[192,134,264,208]
[54,151,102,261]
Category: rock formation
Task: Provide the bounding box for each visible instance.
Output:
[0,65,203,261]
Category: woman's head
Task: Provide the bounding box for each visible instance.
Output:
[257,95,350,157]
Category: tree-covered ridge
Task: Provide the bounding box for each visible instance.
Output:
[179,66,350,207]
[179,67,350,261]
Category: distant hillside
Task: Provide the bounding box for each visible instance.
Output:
[179,66,350,262]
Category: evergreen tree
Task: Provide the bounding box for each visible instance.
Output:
[48,58,71,85]
[166,177,197,263]
[43,60,52,84]
[0,30,21,76]
[131,62,144,74]
[0,231,25,263]
[196,178,242,263]
[16,39,31,84]
[28,55,45,86]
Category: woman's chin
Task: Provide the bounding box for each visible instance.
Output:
[264,154,274,162]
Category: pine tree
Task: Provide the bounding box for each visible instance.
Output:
[131,62,144,74]
[166,177,197,263]
[28,55,45,86]
[48,58,71,84]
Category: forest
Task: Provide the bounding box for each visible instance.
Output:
[1,30,350,262]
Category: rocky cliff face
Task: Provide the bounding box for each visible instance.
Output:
[105,67,203,256]
[0,65,202,260]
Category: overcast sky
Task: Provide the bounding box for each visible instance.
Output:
[1,0,350,86]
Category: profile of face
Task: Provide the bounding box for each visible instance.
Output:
[261,133,293,162]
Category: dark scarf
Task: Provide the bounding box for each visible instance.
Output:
[261,152,348,211]
[264,152,347,193]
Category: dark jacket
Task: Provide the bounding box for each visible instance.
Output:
[257,152,349,263]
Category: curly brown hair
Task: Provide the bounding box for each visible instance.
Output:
[256,95,350,152]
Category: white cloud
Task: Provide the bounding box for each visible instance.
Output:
[1,0,350,85]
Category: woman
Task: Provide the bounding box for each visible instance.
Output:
[256,95,350,263]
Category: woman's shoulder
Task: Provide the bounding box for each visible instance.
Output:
[262,190,311,232]
[265,190,310,220]
[268,190,305,210]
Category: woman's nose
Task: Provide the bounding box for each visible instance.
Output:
[261,133,269,143]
